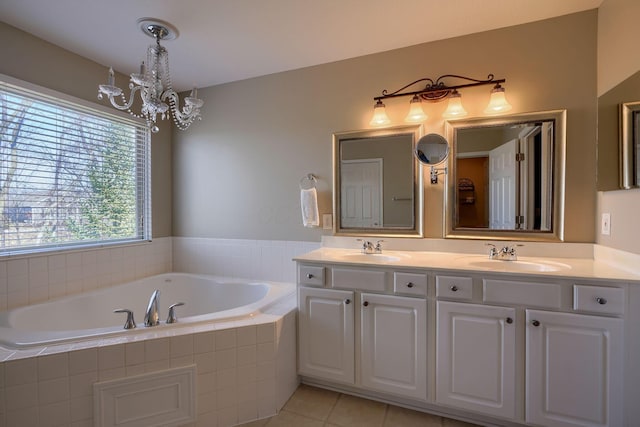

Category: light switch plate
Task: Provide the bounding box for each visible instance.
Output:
[601,213,611,235]
[322,214,333,230]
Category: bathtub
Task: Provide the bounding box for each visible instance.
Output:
[0,272,295,349]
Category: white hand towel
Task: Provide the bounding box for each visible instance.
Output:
[301,187,319,227]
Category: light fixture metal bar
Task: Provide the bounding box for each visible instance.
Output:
[374,74,505,102]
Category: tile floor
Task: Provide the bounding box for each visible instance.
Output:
[238,384,482,427]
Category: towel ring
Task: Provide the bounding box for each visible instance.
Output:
[299,174,317,190]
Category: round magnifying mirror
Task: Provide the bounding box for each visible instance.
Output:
[414,133,449,165]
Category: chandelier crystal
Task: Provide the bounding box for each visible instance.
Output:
[97,18,204,133]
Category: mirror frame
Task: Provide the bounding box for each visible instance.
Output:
[620,101,640,189]
[444,110,566,242]
[333,124,424,237]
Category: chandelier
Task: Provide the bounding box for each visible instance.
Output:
[97,18,204,133]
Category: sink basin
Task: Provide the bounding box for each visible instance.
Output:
[340,253,403,263]
[466,259,570,272]
[335,253,404,263]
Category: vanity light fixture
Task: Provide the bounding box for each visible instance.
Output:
[369,74,510,126]
[404,95,428,122]
[441,90,467,118]
[483,83,512,114]
[97,18,204,133]
[369,100,392,126]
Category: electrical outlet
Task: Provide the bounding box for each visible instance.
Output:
[601,213,611,236]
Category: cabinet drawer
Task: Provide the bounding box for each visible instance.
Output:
[573,285,624,315]
[332,268,386,292]
[299,265,325,286]
[394,272,427,296]
[436,275,473,300]
[483,279,561,309]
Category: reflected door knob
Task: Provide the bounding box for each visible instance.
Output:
[531,320,540,327]
[306,273,314,279]
[344,299,351,305]
[407,282,414,288]
[506,317,513,324]
[450,285,458,292]
[596,297,607,305]
[363,301,369,307]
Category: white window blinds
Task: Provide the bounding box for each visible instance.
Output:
[0,77,150,255]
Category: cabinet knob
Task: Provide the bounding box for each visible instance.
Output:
[306,273,314,279]
[363,301,369,307]
[406,282,414,288]
[596,297,607,305]
[450,285,458,292]
[506,317,513,324]
[344,299,351,305]
[531,320,540,327]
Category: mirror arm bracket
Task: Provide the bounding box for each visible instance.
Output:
[430,166,448,184]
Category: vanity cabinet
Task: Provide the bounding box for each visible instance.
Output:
[298,286,354,384]
[436,277,624,427]
[360,292,427,399]
[436,301,516,419]
[297,265,427,401]
[525,309,623,427]
[296,259,630,427]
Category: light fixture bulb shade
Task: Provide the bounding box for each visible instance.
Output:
[484,87,512,114]
[404,97,428,122]
[369,101,391,126]
[442,94,467,118]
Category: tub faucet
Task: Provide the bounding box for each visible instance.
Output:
[144,289,161,327]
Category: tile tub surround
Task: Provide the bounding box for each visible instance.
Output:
[0,296,298,427]
[173,238,321,283]
[238,384,481,427]
[0,237,172,311]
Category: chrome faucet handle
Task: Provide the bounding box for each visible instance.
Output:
[166,302,185,324]
[374,240,384,253]
[485,243,498,259]
[114,309,136,329]
[356,238,373,253]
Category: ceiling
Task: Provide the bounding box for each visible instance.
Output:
[1,0,603,92]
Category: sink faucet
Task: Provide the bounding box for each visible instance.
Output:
[357,239,384,254]
[144,289,161,327]
[486,243,521,261]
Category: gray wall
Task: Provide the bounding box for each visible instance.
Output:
[597,0,640,255]
[0,21,173,238]
[173,11,598,243]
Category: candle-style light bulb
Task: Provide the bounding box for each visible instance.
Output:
[107,67,115,87]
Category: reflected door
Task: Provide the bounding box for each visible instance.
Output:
[340,159,383,228]
[489,139,516,229]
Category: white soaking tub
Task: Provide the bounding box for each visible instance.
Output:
[0,272,295,349]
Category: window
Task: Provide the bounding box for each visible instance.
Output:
[0,75,150,255]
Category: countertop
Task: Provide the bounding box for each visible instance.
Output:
[294,247,640,283]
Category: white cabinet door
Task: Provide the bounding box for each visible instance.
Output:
[526,310,623,427]
[298,287,355,384]
[360,293,427,400]
[436,301,516,419]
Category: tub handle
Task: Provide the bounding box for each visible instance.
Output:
[167,302,185,324]
[113,309,137,330]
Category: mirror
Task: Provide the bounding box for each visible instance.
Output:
[596,70,640,191]
[620,101,640,189]
[415,133,449,165]
[333,124,423,237]
[445,110,566,241]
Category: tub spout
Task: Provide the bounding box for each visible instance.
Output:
[144,289,161,327]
